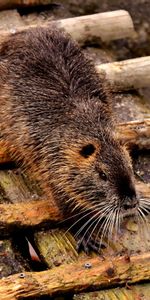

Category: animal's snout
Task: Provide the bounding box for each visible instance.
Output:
[123,196,139,211]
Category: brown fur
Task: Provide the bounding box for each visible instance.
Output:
[0,28,138,246]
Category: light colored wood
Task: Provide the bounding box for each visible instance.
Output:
[96,56,150,90]
[1,252,150,299]
[0,10,135,44]
[56,10,135,43]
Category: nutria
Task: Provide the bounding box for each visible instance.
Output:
[0,27,141,252]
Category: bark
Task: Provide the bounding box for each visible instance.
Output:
[0,198,61,233]
[1,252,150,299]
[0,0,53,10]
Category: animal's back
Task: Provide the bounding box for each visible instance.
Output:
[0,27,109,190]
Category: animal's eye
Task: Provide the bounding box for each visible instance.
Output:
[80,144,95,158]
[99,171,107,181]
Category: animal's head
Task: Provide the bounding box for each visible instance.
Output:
[47,97,139,241]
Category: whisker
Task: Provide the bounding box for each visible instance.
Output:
[85,206,113,247]
[94,207,114,249]
[138,207,149,223]
[63,209,94,235]
[74,209,101,240]
[137,210,149,246]
[77,212,102,247]
[74,205,112,241]
[103,209,116,246]
[59,208,89,224]
[108,207,118,241]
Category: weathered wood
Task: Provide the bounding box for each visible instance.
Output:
[96,56,150,90]
[0,170,37,203]
[0,198,61,232]
[56,10,135,43]
[117,119,150,149]
[1,252,150,299]
[0,10,135,44]
[0,239,26,279]
[0,181,149,233]
[0,10,25,31]
[0,0,52,10]
[74,284,150,300]
[35,229,80,268]
[34,212,150,268]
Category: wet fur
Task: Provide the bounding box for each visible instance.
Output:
[0,28,140,246]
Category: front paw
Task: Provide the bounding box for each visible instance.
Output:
[76,235,106,255]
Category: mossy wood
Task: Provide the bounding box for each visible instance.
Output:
[0,239,27,279]
[73,284,150,300]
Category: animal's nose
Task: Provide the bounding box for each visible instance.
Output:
[123,197,138,210]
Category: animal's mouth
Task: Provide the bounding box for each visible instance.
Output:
[121,207,138,218]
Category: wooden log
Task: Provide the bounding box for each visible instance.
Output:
[0,119,149,165]
[0,239,26,279]
[96,56,150,90]
[0,198,61,232]
[1,252,150,299]
[0,0,52,10]
[117,119,150,149]
[0,181,149,233]
[56,10,135,43]
[0,10,135,44]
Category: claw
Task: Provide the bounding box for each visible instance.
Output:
[76,235,106,254]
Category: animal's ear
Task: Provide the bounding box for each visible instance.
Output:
[79,144,96,158]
